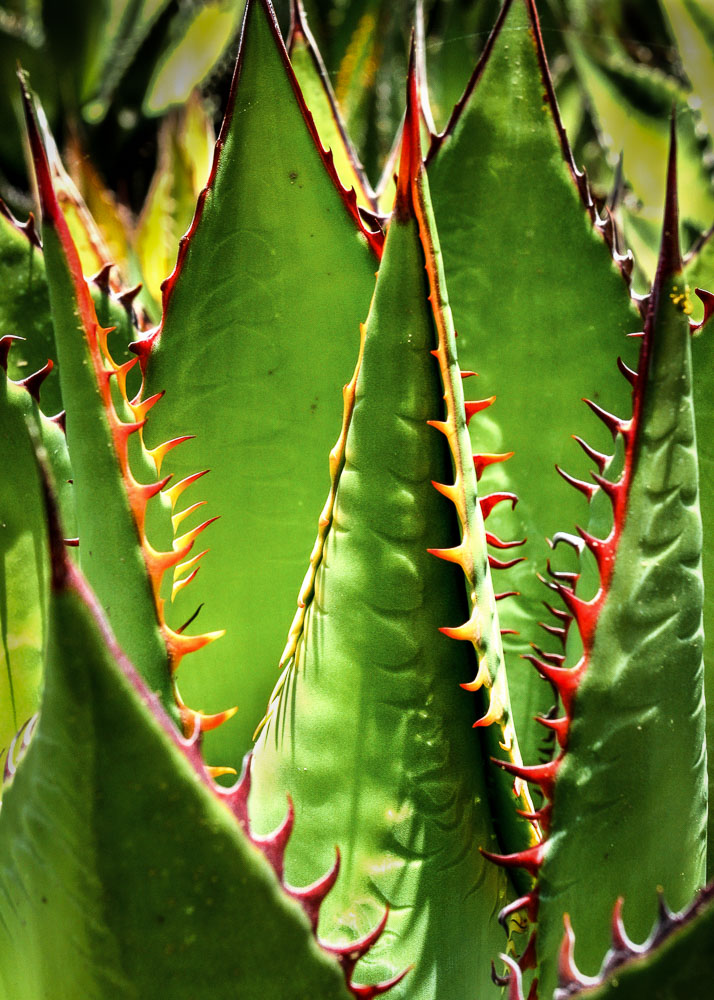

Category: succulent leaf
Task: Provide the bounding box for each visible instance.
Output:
[526,126,707,998]
[0,480,354,1000]
[425,0,642,768]
[140,0,382,765]
[249,62,536,1000]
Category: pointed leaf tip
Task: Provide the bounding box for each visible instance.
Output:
[658,110,682,281]
[394,34,421,220]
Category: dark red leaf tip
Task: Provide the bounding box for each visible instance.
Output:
[395,33,421,221]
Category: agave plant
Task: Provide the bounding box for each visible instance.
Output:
[1,0,713,998]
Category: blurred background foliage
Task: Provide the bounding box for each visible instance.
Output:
[0,0,712,299]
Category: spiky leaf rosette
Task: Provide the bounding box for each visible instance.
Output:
[0,470,356,1000]
[500,127,707,999]
[249,61,536,1000]
[140,0,382,765]
[424,0,643,767]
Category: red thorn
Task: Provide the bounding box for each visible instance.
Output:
[464,396,496,423]
[535,714,569,748]
[491,756,559,800]
[486,532,526,550]
[555,465,597,502]
[0,200,41,248]
[480,842,545,877]
[91,263,113,293]
[349,967,411,999]
[583,398,624,439]
[611,897,633,952]
[498,893,538,929]
[474,452,514,480]
[558,915,590,988]
[219,751,252,825]
[501,628,519,636]
[460,369,478,379]
[129,329,159,363]
[531,643,566,665]
[550,531,585,556]
[617,355,638,386]
[50,409,66,433]
[519,931,539,972]
[480,492,518,519]
[555,586,600,647]
[18,358,53,402]
[322,908,390,979]
[495,956,525,1000]
[489,553,526,570]
[495,590,519,601]
[543,602,571,626]
[252,797,295,882]
[288,848,341,931]
[117,283,142,311]
[63,537,79,547]
[0,334,24,371]
[18,72,62,228]
[523,656,584,716]
[572,435,608,473]
[690,288,714,332]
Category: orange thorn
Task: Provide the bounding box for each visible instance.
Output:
[163,470,208,510]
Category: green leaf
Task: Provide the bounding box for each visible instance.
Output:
[141,0,381,765]
[532,135,707,998]
[0,508,353,1000]
[249,71,536,1000]
[0,368,47,763]
[425,0,642,768]
[22,83,183,719]
[661,0,714,145]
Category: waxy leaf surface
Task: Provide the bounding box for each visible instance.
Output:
[142,0,380,764]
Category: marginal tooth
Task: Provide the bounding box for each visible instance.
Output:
[162,623,225,670]
[171,567,200,600]
[480,492,518,519]
[206,765,238,779]
[473,451,514,480]
[173,548,209,580]
[498,893,539,929]
[287,847,341,931]
[555,465,597,502]
[173,515,219,551]
[18,358,53,402]
[431,478,460,503]
[180,704,238,734]
[163,470,209,510]
[488,553,526,570]
[427,542,468,569]
[491,756,559,800]
[90,262,113,292]
[426,417,451,436]
[464,396,496,423]
[251,798,295,881]
[440,610,481,644]
[172,500,208,532]
[583,398,625,439]
[460,655,490,692]
[473,690,504,728]
[147,435,195,475]
[572,434,609,473]
[550,531,586,555]
[690,287,714,331]
[617,355,638,385]
[480,842,546,877]
[130,390,164,422]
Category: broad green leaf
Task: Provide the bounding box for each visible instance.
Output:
[143,0,247,116]
[135,91,215,308]
[0,369,47,761]
[141,0,381,766]
[250,78,536,1000]
[288,0,375,211]
[0,519,353,1000]
[534,148,707,998]
[426,0,642,767]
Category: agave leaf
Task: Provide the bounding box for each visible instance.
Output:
[0,368,47,761]
[425,0,642,767]
[524,129,707,999]
[250,63,536,1000]
[22,80,200,723]
[0,487,354,1000]
[140,0,382,765]
[135,91,215,309]
[288,0,376,212]
[143,0,247,116]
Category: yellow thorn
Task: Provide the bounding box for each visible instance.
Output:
[440,610,481,645]
[460,655,490,692]
[171,501,207,533]
[473,690,504,728]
